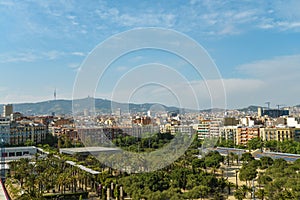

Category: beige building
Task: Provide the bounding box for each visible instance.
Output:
[196,120,210,139]
[9,121,47,145]
[3,104,13,117]
[219,126,237,142]
[260,126,294,142]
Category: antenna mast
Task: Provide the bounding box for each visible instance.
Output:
[54,88,57,100]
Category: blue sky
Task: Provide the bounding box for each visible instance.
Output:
[1,0,300,109]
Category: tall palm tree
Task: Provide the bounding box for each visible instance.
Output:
[225,180,235,195]
[15,158,30,188]
[241,185,251,199]
[229,152,235,166]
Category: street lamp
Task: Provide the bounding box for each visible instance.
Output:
[252,179,256,200]
[235,169,239,189]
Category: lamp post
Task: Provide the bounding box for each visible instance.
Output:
[235,169,239,189]
[252,179,256,200]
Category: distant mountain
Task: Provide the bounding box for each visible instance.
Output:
[238,105,261,112]
[200,108,225,113]
[0,100,72,116]
[0,98,191,116]
[2,99,294,116]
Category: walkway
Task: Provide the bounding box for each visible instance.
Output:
[0,180,9,200]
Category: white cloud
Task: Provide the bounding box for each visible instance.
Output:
[4,0,300,43]
[95,77,266,109]
[94,54,300,109]
[42,51,65,60]
[66,15,76,20]
[68,63,80,68]
[179,1,300,36]
[0,52,38,63]
[237,54,300,80]
[234,54,300,107]
[0,51,86,63]
[71,52,85,57]
[68,63,81,73]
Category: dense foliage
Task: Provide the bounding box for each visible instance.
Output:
[218,137,300,154]
[6,132,300,200]
[112,132,174,152]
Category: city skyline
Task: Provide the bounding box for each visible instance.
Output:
[1,1,300,109]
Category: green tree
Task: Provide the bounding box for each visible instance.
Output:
[256,188,265,200]
[247,138,263,151]
[204,151,224,169]
[185,185,210,200]
[259,156,274,169]
[24,139,34,146]
[239,165,258,187]
[234,188,246,200]
[264,140,278,151]
[241,152,254,163]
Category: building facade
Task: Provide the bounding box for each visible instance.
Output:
[219,126,237,142]
[3,104,13,117]
[236,127,260,145]
[0,117,11,144]
[260,127,294,142]
[196,120,210,139]
[9,121,47,145]
[0,117,47,146]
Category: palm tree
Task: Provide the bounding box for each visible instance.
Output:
[225,180,235,195]
[15,158,30,188]
[234,154,239,165]
[241,185,251,199]
[57,173,65,193]
[69,166,79,192]
[229,152,235,166]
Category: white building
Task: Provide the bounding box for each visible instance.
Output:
[287,117,300,128]
[195,119,222,140]
[219,126,237,142]
[240,117,255,127]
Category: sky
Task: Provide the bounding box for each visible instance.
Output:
[1,0,300,110]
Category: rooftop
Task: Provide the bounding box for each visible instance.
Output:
[59,146,121,155]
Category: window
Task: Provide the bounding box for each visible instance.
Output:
[1,152,7,157]
[9,152,15,157]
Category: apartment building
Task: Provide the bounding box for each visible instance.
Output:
[260,126,294,142]
[0,117,47,145]
[10,120,47,145]
[236,126,260,145]
[0,117,11,144]
[219,126,237,142]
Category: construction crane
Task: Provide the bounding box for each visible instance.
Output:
[276,104,286,110]
[265,102,270,109]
